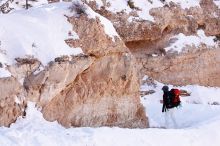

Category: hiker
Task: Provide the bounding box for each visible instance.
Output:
[162,86,181,128]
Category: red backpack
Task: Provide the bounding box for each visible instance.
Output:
[170,88,181,107]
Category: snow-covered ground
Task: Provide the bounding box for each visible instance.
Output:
[1,78,220,146]
[0,0,48,11]
[0,1,119,78]
[141,78,220,128]
[0,3,82,67]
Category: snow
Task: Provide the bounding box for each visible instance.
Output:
[0,67,11,78]
[0,0,6,5]
[131,0,163,22]
[165,30,217,53]
[0,2,83,78]
[106,0,131,13]
[97,15,120,41]
[85,3,119,41]
[141,76,220,129]
[141,76,220,105]
[14,96,21,104]
[178,85,220,104]
[105,0,163,22]
[214,0,220,9]
[1,77,220,145]
[0,0,10,5]
[0,0,48,12]
[104,0,201,22]
[165,0,200,9]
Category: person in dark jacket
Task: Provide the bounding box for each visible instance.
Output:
[162,85,178,128]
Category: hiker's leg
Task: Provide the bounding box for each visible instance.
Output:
[170,108,178,128]
[164,110,169,128]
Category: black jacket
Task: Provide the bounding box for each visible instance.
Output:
[162,91,175,112]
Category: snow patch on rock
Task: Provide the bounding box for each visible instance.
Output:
[166,0,201,9]
[0,67,11,78]
[131,0,164,22]
[106,0,163,22]
[104,0,201,22]
[85,3,120,41]
[213,0,220,9]
[165,30,217,53]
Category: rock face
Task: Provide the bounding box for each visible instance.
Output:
[43,54,147,128]
[141,46,220,86]
[0,77,26,127]
[8,58,41,83]
[22,14,148,128]
[85,0,220,87]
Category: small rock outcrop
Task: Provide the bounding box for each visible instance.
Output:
[0,77,26,127]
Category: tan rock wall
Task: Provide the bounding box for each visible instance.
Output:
[140,47,220,87]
